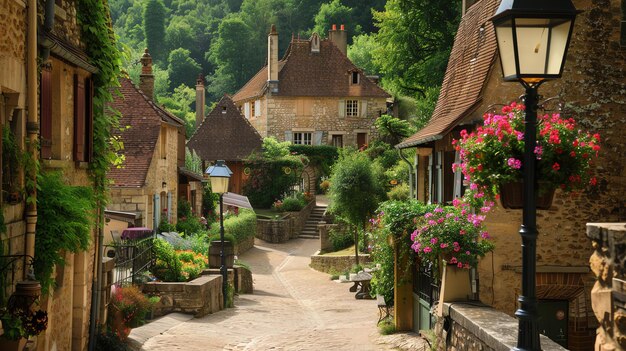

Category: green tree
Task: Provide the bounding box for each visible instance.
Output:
[167,48,202,89]
[374,114,416,146]
[165,18,194,53]
[329,150,384,265]
[207,15,256,95]
[347,34,381,75]
[159,84,197,136]
[372,0,461,96]
[312,0,360,40]
[143,0,167,63]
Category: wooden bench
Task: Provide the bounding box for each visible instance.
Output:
[377,294,392,324]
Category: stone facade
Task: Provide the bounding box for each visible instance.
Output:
[309,253,371,274]
[255,200,316,243]
[246,95,387,147]
[408,0,624,348]
[587,223,626,351]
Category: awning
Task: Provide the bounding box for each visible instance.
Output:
[223,192,253,210]
[178,167,205,182]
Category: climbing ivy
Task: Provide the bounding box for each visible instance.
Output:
[75,0,123,204]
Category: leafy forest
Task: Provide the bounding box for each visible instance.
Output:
[110,0,461,135]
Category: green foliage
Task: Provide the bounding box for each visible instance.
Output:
[2,126,21,201]
[176,216,204,236]
[369,200,435,304]
[110,285,156,328]
[328,226,353,251]
[288,144,338,178]
[387,183,409,201]
[208,209,256,244]
[167,48,202,89]
[159,84,197,136]
[153,238,207,282]
[312,0,360,40]
[347,34,381,75]
[378,319,396,335]
[158,218,176,233]
[185,147,203,175]
[95,328,131,351]
[280,195,306,212]
[262,137,291,159]
[374,114,416,146]
[143,0,167,63]
[35,172,94,294]
[202,182,218,220]
[0,307,48,340]
[243,152,305,208]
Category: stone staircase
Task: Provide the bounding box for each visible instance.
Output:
[299,205,327,239]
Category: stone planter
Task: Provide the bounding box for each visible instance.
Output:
[436,263,472,316]
[208,240,234,268]
[499,181,555,210]
[142,275,223,317]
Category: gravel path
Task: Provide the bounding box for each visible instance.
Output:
[138,238,403,351]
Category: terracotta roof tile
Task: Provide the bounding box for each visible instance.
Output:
[187,96,263,162]
[397,0,499,148]
[232,39,390,101]
[108,78,181,187]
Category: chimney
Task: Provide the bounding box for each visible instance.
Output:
[195,74,205,130]
[328,24,347,55]
[267,24,279,94]
[139,48,154,99]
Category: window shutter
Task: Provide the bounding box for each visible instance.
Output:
[73,74,86,162]
[40,68,52,159]
[254,100,261,117]
[284,131,293,142]
[427,154,433,204]
[361,100,368,117]
[338,100,345,117]
[85,77,94,162]
[436,151,443,203]
[453,150,462,199]
[314,131,323,145]
[154,194,160,229]
[244,102,250,119]
[167,192,172,222]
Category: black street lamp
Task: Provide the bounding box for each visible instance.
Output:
[206,160,232,308]
[491,1,579,350]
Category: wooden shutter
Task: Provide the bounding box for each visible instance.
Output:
[361,100,368,117]
[314,131,323,145]
[244,102,250,119]
[284,131,293,142]
[74,74,86,162]
[254,100,261,117]
[338,100,345,117]
[40,68,52,159]
[85,77,94,162]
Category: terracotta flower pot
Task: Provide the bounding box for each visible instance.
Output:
[499,181,555,210]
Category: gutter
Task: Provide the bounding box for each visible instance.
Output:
[396,134,443,150]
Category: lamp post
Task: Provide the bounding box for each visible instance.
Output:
[491,1,579,350]
[206,160,232,308]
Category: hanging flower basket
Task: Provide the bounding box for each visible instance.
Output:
[499,181,556,210]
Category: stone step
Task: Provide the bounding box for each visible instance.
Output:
[301,229,317,234]
[299,234,319,239]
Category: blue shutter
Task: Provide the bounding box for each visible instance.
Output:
[154,194,160,230]
[167,192,172,223]
[284,131,293,142]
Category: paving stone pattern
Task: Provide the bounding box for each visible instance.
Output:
[135,238,419,350]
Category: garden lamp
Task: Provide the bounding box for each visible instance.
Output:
[205,160,232,307]
[491,1,579,350]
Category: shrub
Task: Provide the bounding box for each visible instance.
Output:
[208,209,256,244]
[378,320,396,335]
[175,216,203,236]
[153,238,183,281]
[109,285,156,328]
[242,157,304,208]
[158,218,175,233]
[387,183,409,201]
[281,196,306,212]
[319,179,331,194]
[328,226,354,251]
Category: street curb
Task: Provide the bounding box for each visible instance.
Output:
[127,313,194,350]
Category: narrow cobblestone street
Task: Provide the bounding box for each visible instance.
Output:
[134,238,408,350]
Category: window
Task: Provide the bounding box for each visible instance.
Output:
[251,100,256,117]
[346,100,359,117]
[73,74,93,162]
[351,71,360,85]
[293,132,312,145]
[331,134,343,147]
[254,100,261,117]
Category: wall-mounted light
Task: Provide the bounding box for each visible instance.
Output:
[162,181,167,188]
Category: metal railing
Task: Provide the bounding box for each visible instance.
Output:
[105,236,155,287]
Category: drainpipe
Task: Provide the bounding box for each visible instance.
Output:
[397,147,414,199]
[88,199,104,351]
[41,0,56,62]
[25,0,38,275]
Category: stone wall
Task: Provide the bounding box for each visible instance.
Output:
[234,234,255,256]
[309,253,371,274]
[142,274,223,318]
[255,200,316,243]
[586,223,626,351]
[434,302,567,351]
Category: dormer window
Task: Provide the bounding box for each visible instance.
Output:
[311,33,320,53]
[350,71,360,85]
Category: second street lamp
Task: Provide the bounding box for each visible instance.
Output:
[491,0,579,350]
[206,160,232,308]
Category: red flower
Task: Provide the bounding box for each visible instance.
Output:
[552,163,560,171]
[570,151,576,157]
[590,177,597,186]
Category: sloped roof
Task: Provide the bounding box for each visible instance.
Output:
[108,78,184,187]
[187,96,263,162]
[397,0,499,149]
[232,39,390,101]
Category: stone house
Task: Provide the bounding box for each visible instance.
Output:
[396,0,625,349]
[0,0,117,350]
[187,95,263,196]
[107,51,203,230]
[232,25,391,150]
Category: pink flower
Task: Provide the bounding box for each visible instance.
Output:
[507,158,522,169]
[457,262,463,268]
[552,162,560,171]
[450,257,458,264]
[440,243,448,249]
[430,238,438,245]
[534,145,543,159]
[423,247,432,253]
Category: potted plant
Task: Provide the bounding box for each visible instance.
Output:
[454,102,601,209]
[108,285,157,341]
[0,307,48,350]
